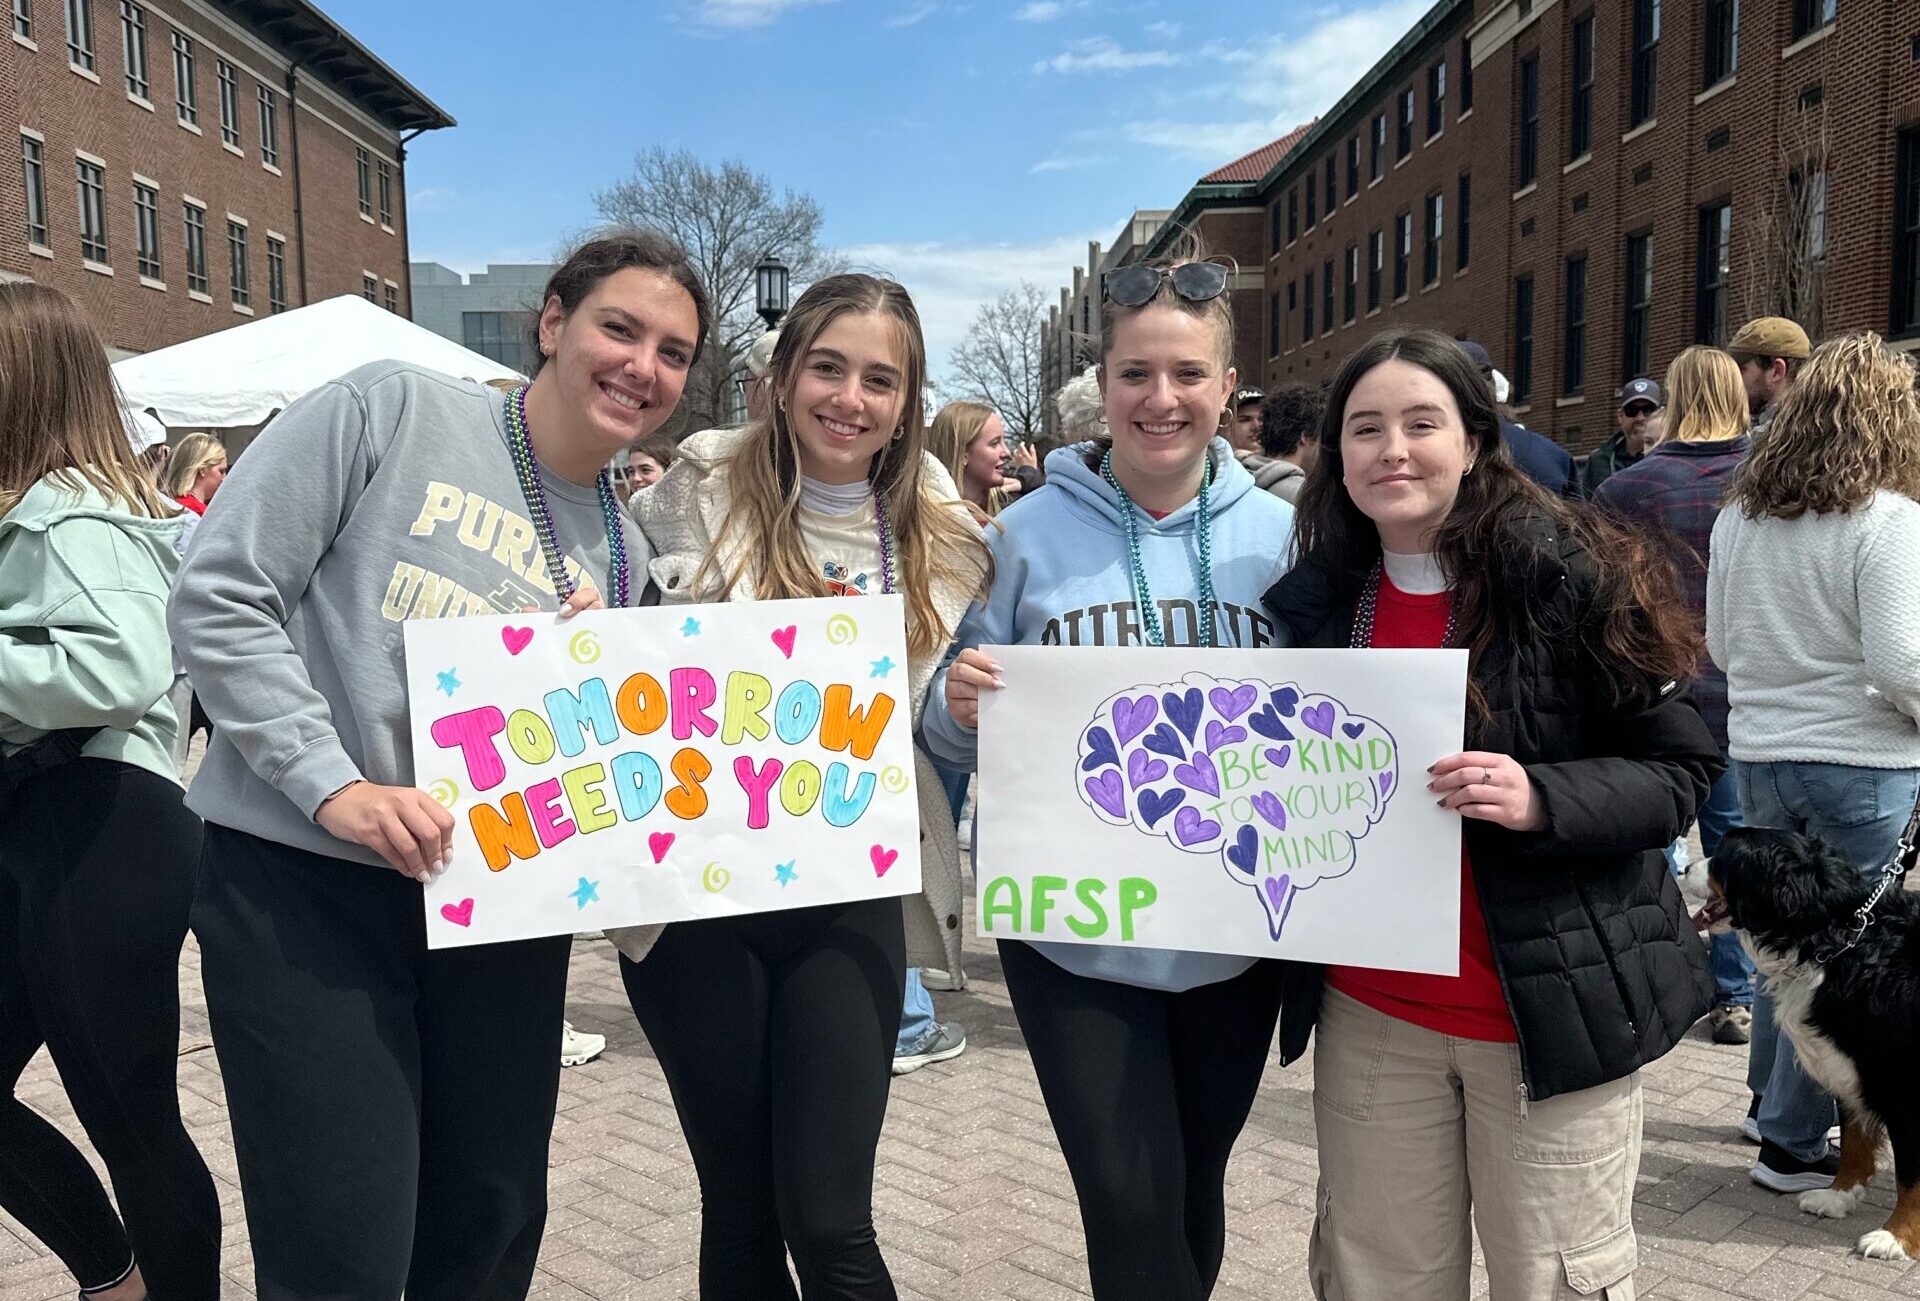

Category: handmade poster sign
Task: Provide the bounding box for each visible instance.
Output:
[975,646,1467,972]
[404,597,920,948]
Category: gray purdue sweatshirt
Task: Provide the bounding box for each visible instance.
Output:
[169,360,651,867]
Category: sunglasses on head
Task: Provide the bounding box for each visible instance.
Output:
[1101,261,1230,308]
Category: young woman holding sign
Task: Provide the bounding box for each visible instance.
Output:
[611,273,990,1300]
[170,230,707,1300]
[923,236,1298,1301]
[1261,329,1718,1300]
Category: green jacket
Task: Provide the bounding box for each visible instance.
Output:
[0,474,186,784]
[1580,431,1648,498]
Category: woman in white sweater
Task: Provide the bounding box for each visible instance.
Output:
[1707,331,1920,1196]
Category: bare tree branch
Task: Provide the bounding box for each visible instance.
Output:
[947,283,1048,444]
[1735,102,1829,341]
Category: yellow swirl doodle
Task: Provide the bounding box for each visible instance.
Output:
[825,613,859,646]
[880,765,909,794]
[702,862,732,893]
[568,630,603,665]
[427,779,461,809]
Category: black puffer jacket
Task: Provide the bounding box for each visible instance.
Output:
[1263,521,1719,1102]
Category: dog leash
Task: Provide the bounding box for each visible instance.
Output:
[1813,796,1920,963]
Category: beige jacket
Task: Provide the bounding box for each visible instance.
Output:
[607,426,986,972]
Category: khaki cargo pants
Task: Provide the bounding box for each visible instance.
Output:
[1308,988,1641,1300]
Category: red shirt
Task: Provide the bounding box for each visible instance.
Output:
[1326,574,1517,1042]
[176,494,207,515]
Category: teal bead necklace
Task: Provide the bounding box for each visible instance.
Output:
[504,385,629,608]
[1101,449,1217,648]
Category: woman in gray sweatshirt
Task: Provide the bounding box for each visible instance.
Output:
[168,231,710,1301]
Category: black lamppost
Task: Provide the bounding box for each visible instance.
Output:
[755,253,790,330]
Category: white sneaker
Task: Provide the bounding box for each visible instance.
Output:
[920,966,966,992]
[560,1021,605,1067]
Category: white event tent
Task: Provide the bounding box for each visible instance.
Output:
[113,294,523,428]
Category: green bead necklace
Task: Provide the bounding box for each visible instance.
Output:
[1101,449,1218,648]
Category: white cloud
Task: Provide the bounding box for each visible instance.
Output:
[685,0,837,28]
[840,232,1101,386]
[1015,0,1088,20]
[1033,36,1177,74]
[1144,19,1180,39]
[887,1,938,26]
[1029,153,1109,173]
[1123,118,1281,162]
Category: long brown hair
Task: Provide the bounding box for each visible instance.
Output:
[1294,329,1698,712]
[1730,331,1920,519]
[702,274,991,658]
[0,282,174,518]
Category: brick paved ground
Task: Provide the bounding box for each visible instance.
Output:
[5,836,1919,1299]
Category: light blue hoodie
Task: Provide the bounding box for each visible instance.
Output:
[922,438,1295,991]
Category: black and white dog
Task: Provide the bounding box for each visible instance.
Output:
[1710,825,1920,1261]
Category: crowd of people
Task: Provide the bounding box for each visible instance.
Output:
[0,220,1916,1301]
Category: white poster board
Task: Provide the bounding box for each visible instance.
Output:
[404,597,920,948]
[976,646,1467,972]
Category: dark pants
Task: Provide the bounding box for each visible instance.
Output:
[194,823,571,1301]
[0,759,220,1299]
[621,896,905,1301]
[999,940,1286,1301]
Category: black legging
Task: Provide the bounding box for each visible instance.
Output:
[999,940,1286,1301]
[0,759,220,1299]
[621,896,905,1301]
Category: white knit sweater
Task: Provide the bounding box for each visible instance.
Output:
[1706,490,1920,767]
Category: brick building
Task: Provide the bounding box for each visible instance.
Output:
[5,0,452,357]
[1056,0,1920,456]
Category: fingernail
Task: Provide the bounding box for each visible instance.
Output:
[1426,764,1436,774]
[988,660,1003,672]
[1435,798,1447,807]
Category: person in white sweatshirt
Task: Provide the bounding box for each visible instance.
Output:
[1707,331,1920,1195]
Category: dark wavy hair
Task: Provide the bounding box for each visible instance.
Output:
[1293,329,1699,713]
[1259,383,1325,458]
[527,227,714,377]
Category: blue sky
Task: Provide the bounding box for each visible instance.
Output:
[329,0,1433,376]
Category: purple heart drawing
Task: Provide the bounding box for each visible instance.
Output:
[1225,824,1259,874]
[1138,786,1184,829]
[1379,772,1393,795]
[1342,720,1366,739]
[1272,687,1300,718]
[1301,702,1337,737]
[1127,748,1169,789]
[1204,720,1248,753]
[1112,694,1158,747]
[1209,684,1259,721]
[1265,746,1292,769]
[1251,790,1288,831]
[1084,770,1126,819]
[1263,872,1293,913]
[1249,705,1294,741]
[1172,805,1221,846]
[1081,726,1120,773]
[1163,688,1205,743]
[1172,751,1220,798]
[1143,722,1187,760]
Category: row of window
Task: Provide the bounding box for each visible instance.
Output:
[16,1,397,226]
[21,130,289,312]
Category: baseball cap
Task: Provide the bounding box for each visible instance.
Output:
[1617,377,1662,410]
[1458,340,1494,371]
[1727,316,1811,360]
[746,328,781,379]
[1233,386,1265,408]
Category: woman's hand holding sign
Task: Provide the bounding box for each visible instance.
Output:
[317,781,455,882]
[1427,752,1544,832]
[945,648,1004,729]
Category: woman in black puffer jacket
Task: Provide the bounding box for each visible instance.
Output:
[1263,329,1717,1301]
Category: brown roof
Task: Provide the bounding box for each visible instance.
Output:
[1198,122,1316,184]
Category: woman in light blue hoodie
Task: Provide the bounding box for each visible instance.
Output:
[922,238,1296,1300]
[0,282,219,1301]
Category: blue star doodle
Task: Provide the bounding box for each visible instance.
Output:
[435,668,462,697]
[869,655,896,679]
[774,860,798,887]
[681,617,701,637]
[569,877,600,909]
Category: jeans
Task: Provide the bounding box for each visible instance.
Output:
[1697,763,1755,1007]
[896,967,936,1056]
[934,764,969,826]
[1736,759,1920,1161]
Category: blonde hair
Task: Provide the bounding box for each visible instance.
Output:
[164,431,228,499]
[0,282,174,519]
[702,274,992,658]
[1731,332,1920,519]
[928,400,1012,518]
[1661,346,1749,445]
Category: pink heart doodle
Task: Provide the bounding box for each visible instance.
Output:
[440,898,474,927]
[871,844,899,877]
[771,626,798,659]
[648,832,675,863]
[501,626,534,656]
